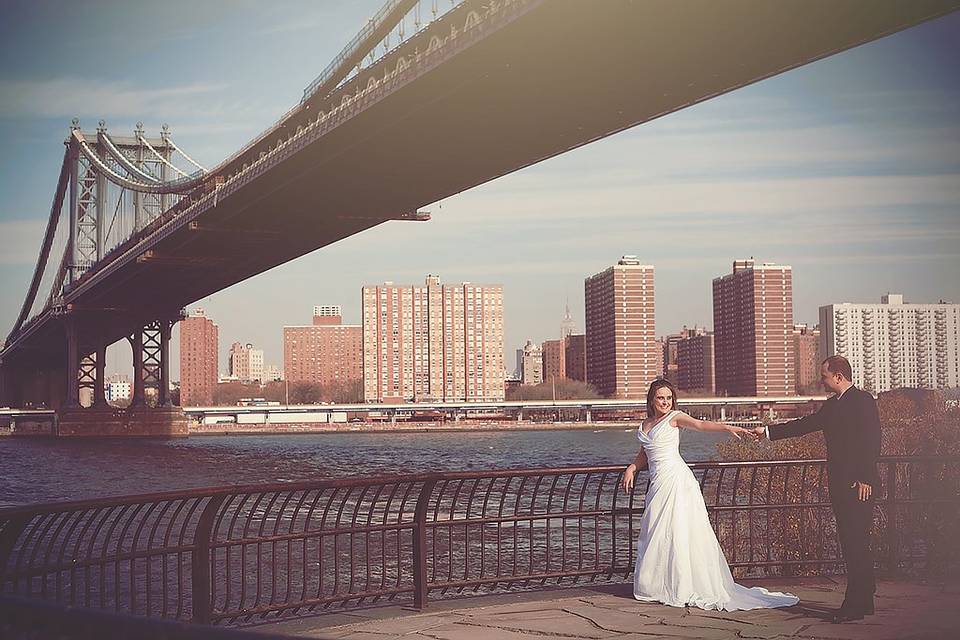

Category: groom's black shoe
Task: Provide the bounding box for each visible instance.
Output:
[831,606,865,623]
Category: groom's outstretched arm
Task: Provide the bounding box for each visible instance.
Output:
[766,406,827,441]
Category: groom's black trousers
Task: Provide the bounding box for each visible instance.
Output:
[831,486,875,608]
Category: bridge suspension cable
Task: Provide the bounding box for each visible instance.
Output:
[73,130,205,194]
[99,132,163,183]
[164,135,207,173]
[137,134,189,178]
[7,150,70,339]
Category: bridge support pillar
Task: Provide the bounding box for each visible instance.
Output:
[52,314,187,437]
[585,409,592,424]
[129,331,146,408]
[720,405,726,421]
[0,360,9,408]
[158,318,173,407]
[63,317,81,409]
[92,344,108,408]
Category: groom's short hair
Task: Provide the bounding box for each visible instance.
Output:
[822,355,852,382]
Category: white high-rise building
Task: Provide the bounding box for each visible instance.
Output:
[820,294,960,393]
[229,342,265,383]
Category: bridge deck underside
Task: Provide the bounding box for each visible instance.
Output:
[8,0,959,358]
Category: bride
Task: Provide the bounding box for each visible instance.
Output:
[621,379,799,611]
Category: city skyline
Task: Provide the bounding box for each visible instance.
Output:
[1,3,958,381]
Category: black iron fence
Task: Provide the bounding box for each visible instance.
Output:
[1,456,957,626]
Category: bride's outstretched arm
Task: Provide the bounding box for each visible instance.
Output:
[622,448,648,494]
[673,411,757,440]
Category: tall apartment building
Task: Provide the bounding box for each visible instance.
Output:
[565,334,587,382]
[362,276,504,402]
[228,342,264,383]
[677,327,715,394]
[793,324,822,394]
[584,256,656,399]
[541,339,566,384]
[713,259,794,397]
[179,309,218,406]
[820,294,960,393]
[283,308,362,387]
[521,340,544,386]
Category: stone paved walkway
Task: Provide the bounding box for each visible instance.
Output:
[252,577,959,640]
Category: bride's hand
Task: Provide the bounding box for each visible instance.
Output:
[726,425,753,440]
[622,464,637,494]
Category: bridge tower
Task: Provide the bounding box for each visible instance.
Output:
[1,120,208,436]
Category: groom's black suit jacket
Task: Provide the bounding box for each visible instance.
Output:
[768,387,881,495]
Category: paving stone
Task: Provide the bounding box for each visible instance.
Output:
[414,622,566,640]
[334,632,410,640]
[616,624,736,639]
[461,609,621,638]
[554,602,667,631]
[249,579,960,640]
[340,614,462,636]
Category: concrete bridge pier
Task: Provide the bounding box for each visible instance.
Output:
[56,312,187,437]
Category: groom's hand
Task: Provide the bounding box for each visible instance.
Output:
[851,481,872,501]
[751,426,766,439]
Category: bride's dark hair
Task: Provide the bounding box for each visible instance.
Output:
[646,378,679,418]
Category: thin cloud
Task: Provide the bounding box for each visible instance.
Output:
[0,78,228,120]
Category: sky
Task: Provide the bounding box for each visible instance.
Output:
[1,2,959,378]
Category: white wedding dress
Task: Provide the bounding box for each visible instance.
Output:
[632,410,799,611]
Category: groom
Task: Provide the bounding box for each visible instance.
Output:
[754,355,881,623]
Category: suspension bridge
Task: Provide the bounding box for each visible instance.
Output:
[1,0,957,435]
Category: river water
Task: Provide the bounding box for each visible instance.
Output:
[0,427,726,508]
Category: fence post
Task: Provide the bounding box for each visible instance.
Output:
[413,478,437,610]
[191,494,226,624]
[0,515,31,590]
[884,462,899,574]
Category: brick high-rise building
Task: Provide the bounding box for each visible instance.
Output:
[179,309,218,406]
[713,259,794,397]
[584,256,657,399]
[821,294,960,393]
[677,327,715,395]
[565,334,587,382]
[284,309,362,387]
[541,339,566,385]
[362,276,504,403]
[792,324,821,394]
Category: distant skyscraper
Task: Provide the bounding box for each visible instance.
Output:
[713,259,794,397]
[560,298,576,340]
[661,327,693,384]
[179,309,218,406]
[284,309,362,387]
[584,256,656,399]
[520,340,544,386]
[792,324,821,394]
[677,327,715,395]
[565,334,587,382]
[229,342,264,383]
[821,294,960,393]
[362,276,504,402]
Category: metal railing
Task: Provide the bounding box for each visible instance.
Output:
[1,456,957,626]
